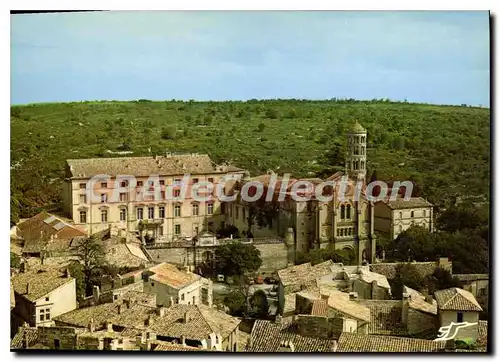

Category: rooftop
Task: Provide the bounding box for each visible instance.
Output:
[12,267,74,302]
[149,304,240,341]
[358,269,391,290]
[337,333,446,352]
[278,260,340,287]
[247,320,336,352]
[148,263,200,289]
[349,121,366,134]
[434,288,483,312]
[380,197,433,210]
[358,300,407,336]
[370,261,443,280]
[153,342,207,352]
[11,326,39,349]
[327,294,371,323]
[66,154,244,178]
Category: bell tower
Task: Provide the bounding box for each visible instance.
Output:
[346,121,367,182]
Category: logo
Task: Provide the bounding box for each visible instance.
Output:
[434,322,478,341]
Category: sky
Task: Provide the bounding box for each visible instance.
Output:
[10,11,490,106]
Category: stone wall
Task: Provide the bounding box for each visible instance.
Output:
[38,326,78,350]
[407,309,438,336]
[296,314,344,339]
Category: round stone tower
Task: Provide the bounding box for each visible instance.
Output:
[346,121,367,182]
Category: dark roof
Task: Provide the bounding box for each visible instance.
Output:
[66,154,244,178]
[381,197,433,210]
[17,212,86,244]
[453,274,489,282]
[337,333,446,352]
[247,320,336,352]
[434,288,482,312]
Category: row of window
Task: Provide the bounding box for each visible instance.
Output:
[349,136,366,144]
[79,203,214,224]
[228,205,246,220]
[399,210,427,219]
[337,227,354,237]
[340,204,352,219]
[79,188,212,205]
[79,177,215,190]
[347,160,366,171]
[352,146,366,156]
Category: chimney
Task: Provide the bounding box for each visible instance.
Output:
[118,304,124,315]
[180,335,186,346]
[275,314,283,325]
[20,262,27,273]
[332,340,338,352]
[124,299,131,309]
[146,315,154,326]
[88,318,95,333]
[321,293,329,301]
[93,285,100,303]
[106,322,113,332]
[184,311,190,323]
[64,268,71,278]
[349,292,358,301]
[156,307,167,317]
[401,293,409,325]
[371,280,378,299]
[22,333,29,349]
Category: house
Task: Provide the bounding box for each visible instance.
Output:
[351,269,391,300]
[14,212,86,258]
[11,264,77,335]
[374,196,434,240]
[143,262,213,307]
[453,274,488,307]
[62,154,246,237]
[247,319,337,352]
[434,288,483,344]
[337,332,446,352]
[147,303,241,351]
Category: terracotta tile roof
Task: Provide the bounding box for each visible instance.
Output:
[434,288,482,312]
[17,212,86,243]
[153,342,207,351]
[454,274,489,282]
[278,260,339,287]
[358,300,407,335]
[408,296,438,315]
[247,320,336,352]
[148,263,200,289]
[337,333,446,352]
[311,300,329,317]
[12,267,74,302]
[66,154,243,178]
[327,294,371,323]
[11,326,39,349]
[104,240,148,268]
[54,300,156,329]
[358,269,391,289]
[149,304,240,341]
[380,197,433,210]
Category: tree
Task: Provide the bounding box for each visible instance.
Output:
[257,122,266,132]
[160,127,176,140]
[214,242,262,277]
[10,252,20,269]
[391,263,427,299]
[426,267,462,294]
[68,262,86,303]
[71,236,105,296]
[436,204,489,233]
[249,290,269,319]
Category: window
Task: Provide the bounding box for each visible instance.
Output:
[160,191,166,200]
[137,207,143,220]
[174,205,181,217]
[40,308,50,322]
[346,205,351,219]
[341,205,345,219]
[159,180,165,186]
[181,294,185,301]
[159,226,164,236]
[79,211,87,224]
[192,204,199,216]
[479,288,486,296]
[79,194,87,204]
[120,208,127,221]
[120,180,128,187]
[101,182,107,188]
[159,206,165,218]
[101,209,108,223]
[45,297,49,302]
[207,203,214,215]
[399,225,403,233]
[173,189,181,197]
[137,181,143,187]
[101,194,107,203]
[235,206,239,219]
[192,296,196,304]
[79,183,86,189]
[151,282,154,287]
[119,193,128,202]
[54,339,60,350]
[193,178,199,184]
[174,178,182,185]
[423,210,427,217]
[175,224,181,235]
[457,312,463,323]
[208,177,214,183]
[360,161,365,170]
[148,207,155,219]
[411,211,415,218]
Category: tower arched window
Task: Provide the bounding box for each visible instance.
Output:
[423,210,426,217]
[346,205,351,219]
[340,205,345,219]
[411,211,414,218]
[361,161,365,170]
[355,161,360,170]
[361,146,365,155]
